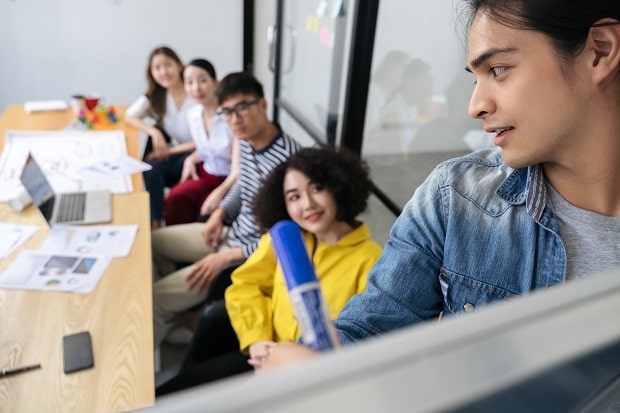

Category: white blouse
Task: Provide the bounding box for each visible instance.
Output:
[126,93,196,144]
[186,104,234,176]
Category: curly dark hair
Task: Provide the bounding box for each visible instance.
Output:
[252,145,373,233]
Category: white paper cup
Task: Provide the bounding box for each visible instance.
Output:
[71,95,86,114]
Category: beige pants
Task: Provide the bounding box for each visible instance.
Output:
[151,223,230,348]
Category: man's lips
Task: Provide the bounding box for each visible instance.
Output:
[492,127,514,146]
[485,126,514,135]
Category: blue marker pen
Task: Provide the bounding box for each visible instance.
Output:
[269,220,340,351]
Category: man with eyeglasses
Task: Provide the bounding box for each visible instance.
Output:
[151,72,302,349]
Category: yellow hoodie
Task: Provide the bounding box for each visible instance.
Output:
[225,222,382,353]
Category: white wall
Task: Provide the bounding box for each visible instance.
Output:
[0,0,244,112]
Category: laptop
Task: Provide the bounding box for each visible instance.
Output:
[19,154,112,225]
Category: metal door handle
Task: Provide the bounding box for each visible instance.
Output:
[268,24,297,73]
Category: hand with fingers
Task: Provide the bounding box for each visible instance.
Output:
[180,154,200,183]
[146,128,169,162]
[259,342,318,371]
[248,341,278,370]
[201,212,224,248]
[185,252,229,293]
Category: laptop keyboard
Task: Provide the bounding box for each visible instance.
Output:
[57,193,86,222]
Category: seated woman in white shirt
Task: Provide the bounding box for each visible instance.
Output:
[163,59,239,225]
[125,45,197,229]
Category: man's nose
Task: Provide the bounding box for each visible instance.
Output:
[467,82,495,119]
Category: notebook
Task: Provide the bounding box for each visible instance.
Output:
[19,154,112,225]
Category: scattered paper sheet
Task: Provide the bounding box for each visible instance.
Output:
[0,223,41,259]
[78,155,152,181]
[0,250,111,293]
[0,130,132,202]
[38,225,138,257]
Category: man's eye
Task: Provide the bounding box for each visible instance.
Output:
[491,66,508,76]
[236,103,249,111]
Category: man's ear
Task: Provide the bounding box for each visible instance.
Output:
[259,97,268,113]
[588,19,620,85]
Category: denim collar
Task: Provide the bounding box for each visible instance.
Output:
[496,164,546,222]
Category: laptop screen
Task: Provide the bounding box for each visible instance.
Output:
[20,154,56,221]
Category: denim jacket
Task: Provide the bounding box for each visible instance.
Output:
[335,148,566,345]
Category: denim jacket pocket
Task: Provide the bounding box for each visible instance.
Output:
[439,267,516,315]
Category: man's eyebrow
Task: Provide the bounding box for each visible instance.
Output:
[465,47,517,72]
[284,188,298,195]
[220,102,243,110]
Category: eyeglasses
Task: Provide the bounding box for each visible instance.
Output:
[218,98,260,120]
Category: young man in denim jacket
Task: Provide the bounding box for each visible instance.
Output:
[263,0,620,364]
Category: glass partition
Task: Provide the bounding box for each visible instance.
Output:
[362,0,492,209]
[277,0,351,144]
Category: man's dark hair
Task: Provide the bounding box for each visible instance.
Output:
[216,71,265,104]
[461,0,620,68]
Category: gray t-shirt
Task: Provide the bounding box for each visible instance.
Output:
[546,183,620,280]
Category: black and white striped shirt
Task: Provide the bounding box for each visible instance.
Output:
[220,131,301,257]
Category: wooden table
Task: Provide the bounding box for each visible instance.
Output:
[0,105,154,412]
[0,104,143,191]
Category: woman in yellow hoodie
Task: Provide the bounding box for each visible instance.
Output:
[156,145,382,395]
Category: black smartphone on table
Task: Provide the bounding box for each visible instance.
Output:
[62,331,94,374]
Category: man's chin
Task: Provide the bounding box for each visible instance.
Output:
[233,128,249,140]
[501,151,533,170]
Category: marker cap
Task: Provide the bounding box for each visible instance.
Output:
[269,220,318,289]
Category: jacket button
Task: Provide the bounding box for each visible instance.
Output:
[463,303,475,313]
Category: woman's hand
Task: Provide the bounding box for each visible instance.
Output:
[181,153,200,182]
[259,342,319,371]
[146,128,169,162]
[248,341,278,370]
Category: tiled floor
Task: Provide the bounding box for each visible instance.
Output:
[159,343,189,371]
[156,343,189,387]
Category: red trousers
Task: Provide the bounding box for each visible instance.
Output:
[164,164,227,225]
